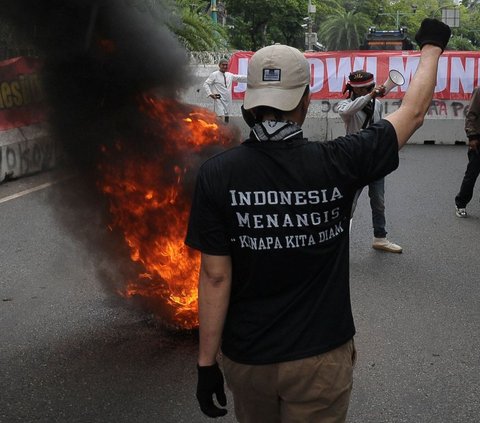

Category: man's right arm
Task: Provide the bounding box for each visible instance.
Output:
[385,19,451,150]
[385,45,442,149]
[195,253,231,418]
[198,253,231,366]
[203,73,215,98]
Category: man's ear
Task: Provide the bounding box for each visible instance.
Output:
[241,106,256,127]
[300,92,311,114]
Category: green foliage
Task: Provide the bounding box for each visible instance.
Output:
[452,5,480,49]
[462,0,480,8]
[448,35,479,51]
[341,0,389,17]
[318,9,372,50]
[312,0,480,51]
[119,0,229,52]
[312,0,339,19]
[169,0,229,51]
[224,0,305,50]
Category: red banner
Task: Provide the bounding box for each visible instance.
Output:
[0,57,46,131]
[229,50,480,101]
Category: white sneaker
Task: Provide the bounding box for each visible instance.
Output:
[372,237,403,253]
[455,206,467,218]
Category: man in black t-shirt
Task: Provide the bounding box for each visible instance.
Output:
[187,19,451,422]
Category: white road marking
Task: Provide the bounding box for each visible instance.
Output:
[0,175,74,204]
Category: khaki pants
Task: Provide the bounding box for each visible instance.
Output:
[222,339,356,423]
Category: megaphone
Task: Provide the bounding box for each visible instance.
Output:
[381,69,405,96]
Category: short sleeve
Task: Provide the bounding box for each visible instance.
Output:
[185,165,230,255]
[329,119,399,187]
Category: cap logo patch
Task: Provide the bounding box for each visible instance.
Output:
[263,68,281,82]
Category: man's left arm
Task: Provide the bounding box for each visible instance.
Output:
[231,73,247,84]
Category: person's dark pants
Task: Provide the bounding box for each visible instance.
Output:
[455,149,480,208]
[351,178,387,238]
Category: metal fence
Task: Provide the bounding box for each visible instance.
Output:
[188,50,238,65]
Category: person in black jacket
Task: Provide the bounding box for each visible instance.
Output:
[454,87,480,217]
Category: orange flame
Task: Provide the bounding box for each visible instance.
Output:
[97,95,237,329]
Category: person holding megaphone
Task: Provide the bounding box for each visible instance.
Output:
[338,69,404,253]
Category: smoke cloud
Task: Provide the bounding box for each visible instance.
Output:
[2,0,189,161]
[2,0,236,328]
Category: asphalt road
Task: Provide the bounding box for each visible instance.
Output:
[1,144,479,423]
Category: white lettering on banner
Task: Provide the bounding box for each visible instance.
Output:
[450,57,475,94]
[326,57,351,92]
[435,57,448,93]
[308,58,324,93]
[231,51,480,100]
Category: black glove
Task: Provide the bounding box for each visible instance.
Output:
[196,362,227,418]
[415,18,451,52]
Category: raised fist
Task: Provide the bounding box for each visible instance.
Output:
[415,18,451,52]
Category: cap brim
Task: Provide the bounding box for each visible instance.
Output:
[243,85,306,111]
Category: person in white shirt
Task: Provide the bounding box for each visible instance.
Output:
[203,58,247,123]
[338,70,403,253]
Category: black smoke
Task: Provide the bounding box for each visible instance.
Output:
[3,0,190,164]
[1,0,236,328]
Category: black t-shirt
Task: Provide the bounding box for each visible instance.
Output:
[186,119,399,365]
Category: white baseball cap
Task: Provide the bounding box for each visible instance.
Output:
[243,44,310,111]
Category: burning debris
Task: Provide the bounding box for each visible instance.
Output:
[97,96,236,329]
[2,0,240,329]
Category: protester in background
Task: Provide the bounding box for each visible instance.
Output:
[203,58,247,123]
[187,19,450,422]
[338,70,403,253]
[454,87,480,217]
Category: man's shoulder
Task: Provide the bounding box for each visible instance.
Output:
[200,144,245,168]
